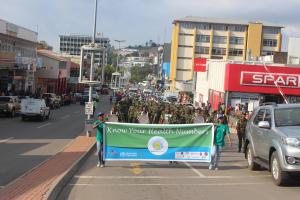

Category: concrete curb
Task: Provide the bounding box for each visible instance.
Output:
[45,141,96,200]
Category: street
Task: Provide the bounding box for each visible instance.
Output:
[56,107,300,200]
[0,95,111,187]
[58,147,300,200]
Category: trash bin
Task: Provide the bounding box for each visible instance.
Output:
[85,119,94,137]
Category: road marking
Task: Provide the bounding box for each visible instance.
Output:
[61,115,70,119]
[36,123,51,129]
[130,163,143,175]
[184,162,206,178]
[74,175,271,179]
[0,137,14,143]
[69,182,266,187]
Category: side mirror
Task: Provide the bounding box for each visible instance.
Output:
[258,121,271,129]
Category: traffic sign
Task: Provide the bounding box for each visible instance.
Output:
[85,102,94,115]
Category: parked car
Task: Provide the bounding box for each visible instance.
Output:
[80,95,89,105]
[100,84,110,95]
[92,91,100,102]
[62,94,72,105]
[245,103,300,186]
[0,96,21,117]
[20,98,50,121]
[42,93,60,109]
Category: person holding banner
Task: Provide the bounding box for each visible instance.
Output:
[209,115,232,170]
[93,112,106,168]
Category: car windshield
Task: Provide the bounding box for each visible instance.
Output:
[0,97,10,102]
[274,107,300,127]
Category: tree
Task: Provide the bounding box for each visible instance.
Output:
[130,64,153,83]
[104,65,116,83]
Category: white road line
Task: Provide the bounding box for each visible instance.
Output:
[0,137,14,143]
[68,182,266,187]
[36,123,51,129]
[74,175,270,179]
[184,162,206,178]
[61,115,70,119]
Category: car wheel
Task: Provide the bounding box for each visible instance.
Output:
[46,111,50,120]
[21,116,26,121]
[11,109,15,118]
[247,144,260,170]
[271,152,289,186]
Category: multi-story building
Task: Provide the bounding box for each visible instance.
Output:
[0,18,37,94]
[59,34,109,68]
[170,16,283,87]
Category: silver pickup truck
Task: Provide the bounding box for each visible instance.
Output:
[245,103,300,186]
[0,96,21,117]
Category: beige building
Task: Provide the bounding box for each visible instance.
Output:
[170,16,283,88]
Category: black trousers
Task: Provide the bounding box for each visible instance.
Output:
[237,131,245,152]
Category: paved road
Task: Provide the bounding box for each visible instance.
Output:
[59,142,300,200]
[0,95,111,187]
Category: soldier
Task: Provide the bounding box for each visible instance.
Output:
[236,112,248,153]
[128,105,134,123]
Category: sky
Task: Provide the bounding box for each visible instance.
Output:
[1,0,300,51]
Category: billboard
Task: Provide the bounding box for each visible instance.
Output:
[104,123,214,162]
[224,64,300,95]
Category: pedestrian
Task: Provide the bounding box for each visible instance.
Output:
[93,112,106,168]
[93,100,97,117]
[209,116,232,170]
[236,112,248,153]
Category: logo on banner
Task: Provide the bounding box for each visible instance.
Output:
[148,136,168,155]
[241,71,300,88]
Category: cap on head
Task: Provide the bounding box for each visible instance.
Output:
[218,115,225,120]
[97,112,105,117]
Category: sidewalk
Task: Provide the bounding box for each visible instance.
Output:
[0,135,95,200]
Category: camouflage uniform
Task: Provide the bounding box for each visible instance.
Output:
[236,116,247,152]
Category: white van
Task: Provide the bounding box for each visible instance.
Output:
[21,98,50,121]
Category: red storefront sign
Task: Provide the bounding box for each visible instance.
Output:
[194,58,206,72]
[224,64,300,95]
[241,72,300,88]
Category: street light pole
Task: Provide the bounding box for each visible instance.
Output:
[87,0,98,136]
[114,40,125,88]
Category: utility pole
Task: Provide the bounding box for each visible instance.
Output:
[87,0,98,136]
[114,39,125,88]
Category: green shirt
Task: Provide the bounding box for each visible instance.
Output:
[214,124,230,147]
[93,120,104,142]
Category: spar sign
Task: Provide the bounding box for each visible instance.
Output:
[104,123,214,162]
[241,71,300,88]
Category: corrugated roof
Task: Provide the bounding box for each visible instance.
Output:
[37,50,67,62]
[174,16,284,28]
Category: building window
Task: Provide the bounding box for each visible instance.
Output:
[228,25,246,32]
[262,51,275,56]
[178,45,193,48]
[196,35,210,43]
[263,39,277,47]
[229,37,244,45]
[263,27,281,34]
[213,36,227,44]
[195,23,211,30]
[212,47,226,55]
[179,33,194,36]
[211,24,227,31]
[177,57,192,60]
[195,46,210,54]
[180,23,195,29]
[229,48,243,56]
